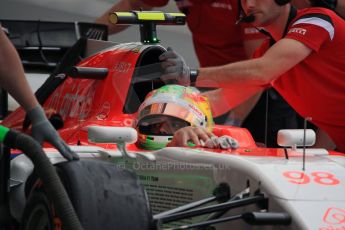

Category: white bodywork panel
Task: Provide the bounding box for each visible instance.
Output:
[10,145,345,229]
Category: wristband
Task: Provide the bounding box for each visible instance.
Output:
[190,69,199,86]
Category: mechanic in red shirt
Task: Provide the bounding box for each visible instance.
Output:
[0,26,78,160]
[159,0,345,152]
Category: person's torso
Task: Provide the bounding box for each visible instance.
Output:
[257,8,345,147]
[177,0,245,66]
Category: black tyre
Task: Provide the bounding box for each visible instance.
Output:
[21,160,152,230]
[55,159,153,230]
[21,189,55,230]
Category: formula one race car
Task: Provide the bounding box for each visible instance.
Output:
[1,11,345,230]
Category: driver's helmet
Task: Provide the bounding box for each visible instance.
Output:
[136,85,213,150]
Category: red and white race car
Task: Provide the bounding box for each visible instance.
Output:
[1,12,345,230]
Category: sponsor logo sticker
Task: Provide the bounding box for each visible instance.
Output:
[323,208,345,225]
[288,27,307,35]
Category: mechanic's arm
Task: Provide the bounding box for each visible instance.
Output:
[196,38,312,88]
[196,39,312,116]
[0,28,78,161]
[159,39,311,114]
[96,0,152,35]
[0,28,38,111]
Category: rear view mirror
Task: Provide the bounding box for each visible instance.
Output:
[88,126,137,144]
[277,129,316,147]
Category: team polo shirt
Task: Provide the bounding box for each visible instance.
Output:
[255,8,345,151]
[142,0,265,66]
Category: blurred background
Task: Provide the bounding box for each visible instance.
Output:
[0,0,198,110]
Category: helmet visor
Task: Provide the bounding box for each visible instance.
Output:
[138,115,190,136]
[138,102,204,127]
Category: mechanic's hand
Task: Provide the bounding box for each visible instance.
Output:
[204,135,239,149]
[27,106,79,161]
[167,126,214,147]
[159,47,191,86]
[309,0,337,10]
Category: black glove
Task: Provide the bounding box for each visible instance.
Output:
[159,47,191,86]
[310,0,337,11]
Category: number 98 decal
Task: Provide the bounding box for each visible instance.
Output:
[283,171,340,185]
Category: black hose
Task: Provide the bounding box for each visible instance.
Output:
[4,129,83,230]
